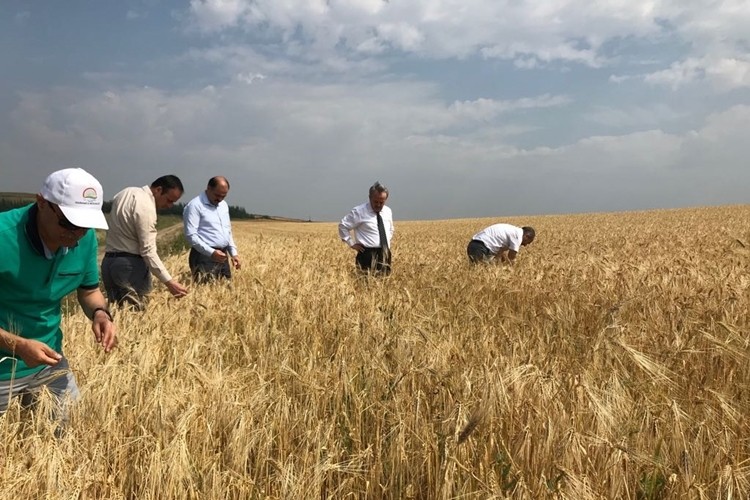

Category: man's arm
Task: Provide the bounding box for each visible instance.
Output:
[183,202,213,256]
[77,288,117,352]
[0,327,61,367]
[338,209,363,251]
[496,249,518,264]
[224,206,241,269]
[134,205,188,298]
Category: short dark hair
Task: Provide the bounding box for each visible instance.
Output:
[522,226,536,241]
[208,176,230,189]
[369,181,389,198]
[151,175,184,193]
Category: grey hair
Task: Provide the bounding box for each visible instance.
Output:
[369,181,389,197]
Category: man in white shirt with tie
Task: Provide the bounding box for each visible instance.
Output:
[183,176,242,283]
[338,182,394,275]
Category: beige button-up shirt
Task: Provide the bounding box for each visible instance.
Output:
[104,186,172,283]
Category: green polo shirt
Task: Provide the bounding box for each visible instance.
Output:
[0,204,99,380]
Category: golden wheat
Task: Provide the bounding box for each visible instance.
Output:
[2,205,750,499]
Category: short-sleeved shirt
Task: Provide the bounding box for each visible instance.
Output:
[472,223,524,254]
[0,204,99,380]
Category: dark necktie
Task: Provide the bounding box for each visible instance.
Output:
[377,212,389,255]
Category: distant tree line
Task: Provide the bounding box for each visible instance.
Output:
[0,197,266,219]
[0,199,34,213]
[102,201,263,219]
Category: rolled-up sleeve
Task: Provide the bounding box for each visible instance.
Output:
[338,209,358,246]
[135,205,172,283]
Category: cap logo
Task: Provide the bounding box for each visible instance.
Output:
[82,187,99,200]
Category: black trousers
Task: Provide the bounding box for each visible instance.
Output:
[189,247,231,283]
[101,252,151,310]
[356,247,391,275]
[467,239,492,263]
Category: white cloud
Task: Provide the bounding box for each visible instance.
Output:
[187,0,662,65]
[4,77,749,218]
[236,72,266,84]
[643,56,750,90]
[185,0,750,92]
[584,104,685,129]
[449,95,570,122]
[188,0,251,32]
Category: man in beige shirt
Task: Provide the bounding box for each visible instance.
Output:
[101,175,189,309]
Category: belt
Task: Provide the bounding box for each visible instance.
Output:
[104,251,142,259]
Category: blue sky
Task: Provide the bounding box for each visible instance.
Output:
[2,0,749,220]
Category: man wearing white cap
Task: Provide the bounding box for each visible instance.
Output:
[0,168,117,426]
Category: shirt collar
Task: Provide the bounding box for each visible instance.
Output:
[24,204,44,256]
[367,203,385,216]
[200,190,218,207]
[24,204,71,258]
[25,203,73,259]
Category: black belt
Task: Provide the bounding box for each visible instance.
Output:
[105,251,142,259]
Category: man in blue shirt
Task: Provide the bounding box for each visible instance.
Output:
[183,176,241,282]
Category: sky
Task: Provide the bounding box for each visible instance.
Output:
[1,0,749,221]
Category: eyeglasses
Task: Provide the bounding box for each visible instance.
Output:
[50,203,85,232]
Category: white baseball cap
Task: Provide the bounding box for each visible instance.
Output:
[40,168,109,230]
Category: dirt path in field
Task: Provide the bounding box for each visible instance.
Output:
[97,222,184,261]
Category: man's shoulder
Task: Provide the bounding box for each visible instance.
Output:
[489,223,515,233]
[0,205,30,235]
[113,186,149,205]
[70,230,98,258]
[345,202,369,215]
[114,185,140,197]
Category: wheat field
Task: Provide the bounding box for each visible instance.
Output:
[2,205,750,499]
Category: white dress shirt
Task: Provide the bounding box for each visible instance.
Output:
[338,202,394,248]
[183,191,238,257]
[472,223,523,254]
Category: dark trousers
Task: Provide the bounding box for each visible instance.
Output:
[101,252,152,310]
[189,247,231,283]
[356,247,392,275]
[467,239,492,263]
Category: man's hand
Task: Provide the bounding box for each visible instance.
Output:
[92,310,118,353]
[351,243,365,253]
[231,255,242,270]
[15,338,62,368]
[166,279,189,298]
[211,249,228,263]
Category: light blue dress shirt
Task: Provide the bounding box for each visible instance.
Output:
[183,191,238,257]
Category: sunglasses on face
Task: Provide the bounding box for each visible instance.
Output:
[50,203,85,232]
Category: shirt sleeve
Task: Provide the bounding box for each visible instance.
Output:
[183,202,214,256]
[338,209,357,245]
[134,202,173,283]
[79,232,100,289]
[226,218,238,257]
[509,231,522,252]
